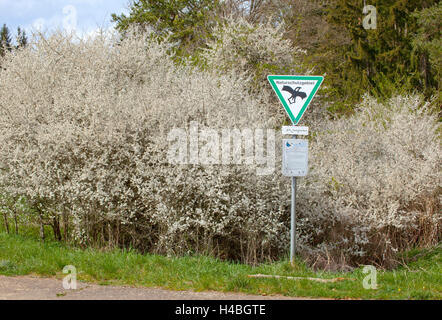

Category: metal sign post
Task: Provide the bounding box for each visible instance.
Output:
[290,175,296,265]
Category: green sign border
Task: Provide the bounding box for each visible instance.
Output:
[267,75,324,125]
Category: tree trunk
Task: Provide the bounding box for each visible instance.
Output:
[2,212,9,234]
[108,222,113,248]
[13,209,18,234]
[116,222,120,247]
[62,211,68,242]
[38,211,45,242]
[52,216,62,241]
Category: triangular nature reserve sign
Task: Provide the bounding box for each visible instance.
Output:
[267,75,324,125]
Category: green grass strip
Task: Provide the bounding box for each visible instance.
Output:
[0,232,440,299]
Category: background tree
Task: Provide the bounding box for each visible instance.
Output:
[0,24,12,57]
[16,27,28,49]
[112,0,219,57]
[327,0,438,107]
[411,2,441,104]
[217,0,268,22]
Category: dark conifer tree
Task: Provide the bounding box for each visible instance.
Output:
[0,24,12,57]
[328,0,438,100]
[16,27,28,49]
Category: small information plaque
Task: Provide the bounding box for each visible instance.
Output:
[282,139,308,177]
[282,126,308,136]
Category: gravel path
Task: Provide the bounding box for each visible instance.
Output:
[0,275,312,300]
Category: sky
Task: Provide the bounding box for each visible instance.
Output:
[0,0,130,39]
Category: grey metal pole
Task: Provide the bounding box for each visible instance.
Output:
[290,176,296,265]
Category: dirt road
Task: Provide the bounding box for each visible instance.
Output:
[0,275,310,300]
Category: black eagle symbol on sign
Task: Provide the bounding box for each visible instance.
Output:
[282,86,307,104]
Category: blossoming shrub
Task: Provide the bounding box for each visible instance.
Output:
[0,29,439,267]
[0,31,288,262]
[200,17,307,99]
[296,94,441,268]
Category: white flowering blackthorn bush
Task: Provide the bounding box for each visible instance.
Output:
[296,94,441,268]
[0,30,289,262]
[201,17,306,95]
[0,26,440,267]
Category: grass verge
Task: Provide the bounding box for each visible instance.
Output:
[0,232,440,299]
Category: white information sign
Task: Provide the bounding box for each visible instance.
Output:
[282,139,308,177]
[282,126,309,136]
